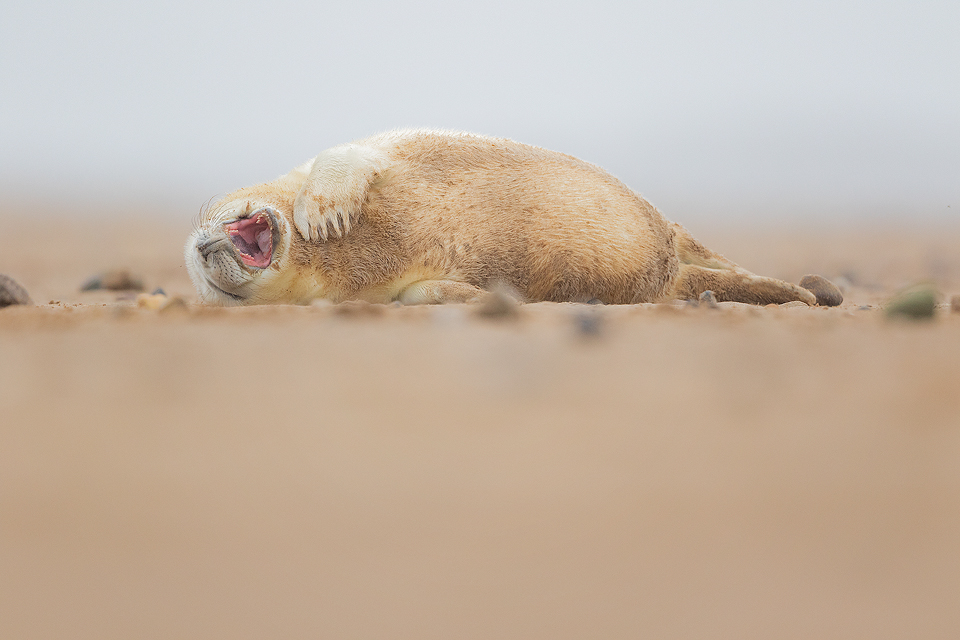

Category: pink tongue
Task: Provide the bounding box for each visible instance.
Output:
[257,228,271,253]
[239,225,258,244]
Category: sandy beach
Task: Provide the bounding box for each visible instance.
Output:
[2,213,959,639]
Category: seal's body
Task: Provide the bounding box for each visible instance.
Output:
[185,130,816,306]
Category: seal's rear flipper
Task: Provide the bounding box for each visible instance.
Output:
[672,263,816,305]
[668,222,816,305]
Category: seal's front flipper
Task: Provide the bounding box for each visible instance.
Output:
[397,280,486,305]
[293,144,389,241]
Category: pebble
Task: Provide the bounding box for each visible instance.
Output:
[475,284,520,319]
[137,293,166,310]
[698,290,718,309]
[81,269,145,291]
[885,285,939,320]
[0,274,31,307]
[951,294,960,313]
[136,292,187,312]
[799,274,843,307]
[574,309,602,337]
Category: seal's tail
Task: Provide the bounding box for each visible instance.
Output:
[668,223,816,305]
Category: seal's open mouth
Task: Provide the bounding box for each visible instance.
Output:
[225,210,273,268]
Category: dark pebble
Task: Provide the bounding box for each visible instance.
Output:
[698,290,718,308]
[81,270,145,291]
[799,275,843,307]
[575,310,602,337]
[0,274,31,307]
[475,284,520,319]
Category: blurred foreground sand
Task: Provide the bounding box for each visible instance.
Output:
[2,215,960,639]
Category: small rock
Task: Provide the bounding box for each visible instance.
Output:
[951,294,960,313]
[81,270,145,291]
[137,292,169,310]
[475,284,520,319]
[698,290,718,309]
[151,287,166,296]
[136,292,187,312]
[0,274,31,307]
[574,310,602,337]
[799,274,843,307]
[885,285,939,320]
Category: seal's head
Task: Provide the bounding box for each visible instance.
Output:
[184,161,333,305]
[185,198,290,305]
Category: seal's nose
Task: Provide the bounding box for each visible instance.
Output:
[196,235,232,259]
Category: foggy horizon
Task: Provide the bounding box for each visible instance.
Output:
[2,0,957,222]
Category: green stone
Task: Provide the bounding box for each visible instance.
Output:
[885,286,939,320]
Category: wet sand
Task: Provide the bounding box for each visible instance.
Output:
[2,214,959,639]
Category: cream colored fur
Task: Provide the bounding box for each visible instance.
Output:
[185,129,816,307]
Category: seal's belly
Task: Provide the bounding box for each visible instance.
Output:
[361,179,678,303]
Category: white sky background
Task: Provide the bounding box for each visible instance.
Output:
[1,0,957,222]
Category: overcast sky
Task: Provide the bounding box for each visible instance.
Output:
[1,0,957,221]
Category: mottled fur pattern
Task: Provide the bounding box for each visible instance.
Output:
[185,129,816,307]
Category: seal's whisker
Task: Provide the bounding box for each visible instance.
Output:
[194,195,221,228]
